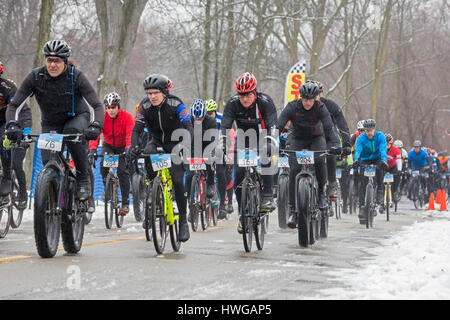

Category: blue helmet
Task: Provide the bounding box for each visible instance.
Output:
[190,99,207,120]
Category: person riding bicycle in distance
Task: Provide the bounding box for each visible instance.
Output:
[89,92,134,216]
[353,119,388,223]
[276,81,340,229]
[407,140,432,200]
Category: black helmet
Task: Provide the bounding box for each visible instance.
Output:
[385,133,393,144]
[315,81,323,93]
[42,40,71,59]
[413,140,422,147]
[363,119,376,129]
[299,81,319,99]
[143,74,169,93]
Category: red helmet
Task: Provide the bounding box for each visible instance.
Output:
[235,72,257,94]
[0,61,3,75]
[167,78,172,91]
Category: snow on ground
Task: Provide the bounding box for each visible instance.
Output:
[313,209,450,300]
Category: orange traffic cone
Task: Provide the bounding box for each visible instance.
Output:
[428,192,435,210]
[440,189,447,211]
[436,189,443,204]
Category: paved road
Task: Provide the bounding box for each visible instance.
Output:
[0,200,425,300]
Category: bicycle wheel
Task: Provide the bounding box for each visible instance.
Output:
[114,179,124,228]
[0,200,11,238]
[241,179,253,252]
[33,168,61,258]
[365,182,374,229]
[189,174,200,232]
[144,183,153,241]
[10,173,24,229]
[199,178,208,231]
[132,172,146,222]
[169,214,181,252]
[61,179,85,254]
[254,193,265,251]
[151,176,168,254]
[386,185,390,221]
[104,173,114,229]
[297,178,311,247]
[211,185,219,227]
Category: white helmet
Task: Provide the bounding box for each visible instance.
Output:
[393,140,403,148]
[357,120,365,130]
[104,92,121,107]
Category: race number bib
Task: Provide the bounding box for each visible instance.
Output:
[278,156,289,168]
[424,172,429,178]
[150,153,172,171]
[364,167,376,177]
[336,169,342,179]
[411,170,419,177]
[238,150,258,167]
[350,168,354,175]
[296,150,314,165]
[103,155,119,168]
[189,158,206,171]
[37,133,63,152]
[384,173,394,183]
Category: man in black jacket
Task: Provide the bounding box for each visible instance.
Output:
[0,61,32,208]
[220,72,278,234]
[277,81,340,228]
[4,40,104,200]
[314,81,352,200]
[129,74,193,242]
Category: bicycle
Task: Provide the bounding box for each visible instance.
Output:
[276,155,290,228]
[236,148,271,252]
[410,168,428,209]
[330,171,342,220]
[187,157,209,232]
[282,149,333,247]
[131,157,147,222]
[141,149,181,254]
[32,132,88,258]
[380,171,394,221]
[353,162,381,229]
[93,153,126,229]
[348,166,358,215]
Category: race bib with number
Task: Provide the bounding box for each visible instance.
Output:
[364,167,376,177]
[150,153,172,171]
[412,170,419,177]
[278,156,289,168]
[103,155,119,168]
[189,158,206,171]
[37,133,63,152]
[384,173,394,183]
[336,169,342,179]
[238,150,258,167]
[350,168,354,175]
[424,172,429,178]
[296,150,314,164]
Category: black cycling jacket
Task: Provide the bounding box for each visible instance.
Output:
[221,92,278,136]
[277,99,339,147]
[190,114,217,157]
[320,97,351,147]
[131,95,193,148]
[6,66,104,127]
[0,77,32,128]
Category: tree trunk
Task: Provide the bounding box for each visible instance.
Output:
[95,0,147,109]
[219,0,235,111]
[202,0,212,99]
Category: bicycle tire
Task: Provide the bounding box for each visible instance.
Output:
[255,192,265,251]
[211,186,219,227]
[10,173,23,229]
[241,179,253,252]
[132,172,146,222]
[144,183,153,241]
[189,174,200,232]
[115,180,124,228]
[0,200,11,238]
[104,173,114,229]
[386,185,390,222]
[169,218,181,252]
[199,177,208,231]
[33,168,61,258]
[151,176,168,254]
[61,178,85,254]
[277,174,289,228]
[297,178,311,247]
[365,182,374,229]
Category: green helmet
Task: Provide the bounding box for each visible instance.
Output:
[205,99,218,112]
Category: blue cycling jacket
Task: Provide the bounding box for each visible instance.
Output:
[354,131,387,163]
[408,149,430,168]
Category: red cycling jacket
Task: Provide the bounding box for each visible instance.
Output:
[387,145,401,169]
[89,109,135,150]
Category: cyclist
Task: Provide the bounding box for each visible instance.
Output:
[336,142,353,214]
[185,99,217,212]
[350,120,365,147]
[394,139,409,194]
[438,151,448,172]
[407,140,432,200]
[220,72,278,233]
[277,81,340,228]
[205,98,223,130]
[353,119,388,223]
[89,92,134,215]
[4,40,104,200]
[0,61,32,209]
[315,81,352,199]
[428,148,442,195]
[128,74,193,242]
[383,133,402,206]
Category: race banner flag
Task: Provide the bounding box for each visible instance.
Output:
[284,60,306,107]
